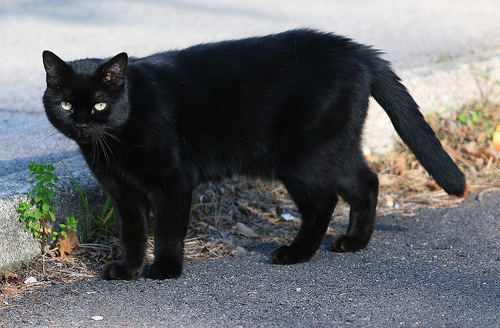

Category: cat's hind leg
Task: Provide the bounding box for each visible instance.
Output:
[272,179,339,264]
[333,161,379,252]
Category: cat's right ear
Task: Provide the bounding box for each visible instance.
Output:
[100,52,128,90]
[42,51,69,87]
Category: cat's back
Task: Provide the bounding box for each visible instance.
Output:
[177,29,363,58]
[128,29,372,76]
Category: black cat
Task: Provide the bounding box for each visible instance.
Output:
[42,29,466,280]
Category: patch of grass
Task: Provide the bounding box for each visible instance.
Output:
[60,161,116,243]
[433,52,451,63]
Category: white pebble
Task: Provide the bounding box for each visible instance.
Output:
[23,276,37,284]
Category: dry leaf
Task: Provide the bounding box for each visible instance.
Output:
[234,222,259,238]
[493,125,500,152]
[0,270,17,283]
[425,181,441,191]
[479,143,500,162]
[477,131,488,144]
[394,154,407,175]
[55,229,78,257]
[463,141,477,154]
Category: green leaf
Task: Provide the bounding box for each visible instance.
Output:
[34,209,42,219]
[471,112,481,123]
[17,202,31,212]
[45,183,57,190]
[458,114,468,125]
[46,189,55,200]
[473,67,490,78]
[42,203,50,212]
[34,181,44,194]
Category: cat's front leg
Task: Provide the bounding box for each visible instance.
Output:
[102,191,149,280]
[148,183,193,279]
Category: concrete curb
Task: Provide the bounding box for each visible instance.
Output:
[1,50,499,270]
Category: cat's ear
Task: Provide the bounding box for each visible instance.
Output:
[42,51,69,87]
[100,52,128,89]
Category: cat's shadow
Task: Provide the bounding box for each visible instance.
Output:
[248,238,334,264]
[249,221,408,264]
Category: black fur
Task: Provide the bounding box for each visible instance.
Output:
[42,29,466,280]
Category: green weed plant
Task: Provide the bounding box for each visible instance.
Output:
[457,67,500,138]
[16,163,77,253]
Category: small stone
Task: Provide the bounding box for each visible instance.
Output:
[23,276,37,284]
[232,246,247,256]
[281,213,298,222]
[234,222,259,238]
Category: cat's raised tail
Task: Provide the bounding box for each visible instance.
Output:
[368,56,467,197]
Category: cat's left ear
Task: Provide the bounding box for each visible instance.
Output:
[100,52,128,89]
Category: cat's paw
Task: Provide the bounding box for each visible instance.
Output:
[148,261,183,279]
[332,234,368,252]
[272,245,313,265]
[102,261,142,280]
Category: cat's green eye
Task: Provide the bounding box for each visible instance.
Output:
[94,102,107,111]
[60,101,72,111]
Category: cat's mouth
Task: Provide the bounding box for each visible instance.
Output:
[74,137,94,145]
[70,130,96,145]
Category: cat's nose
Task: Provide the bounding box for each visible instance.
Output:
[74,122,89,131]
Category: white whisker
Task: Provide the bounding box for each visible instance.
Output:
[98,136,113,172]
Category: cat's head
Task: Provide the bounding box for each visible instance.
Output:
[42,51,129,144]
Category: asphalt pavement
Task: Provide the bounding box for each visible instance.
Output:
[0,1,500,327]
[2,192,499,327]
